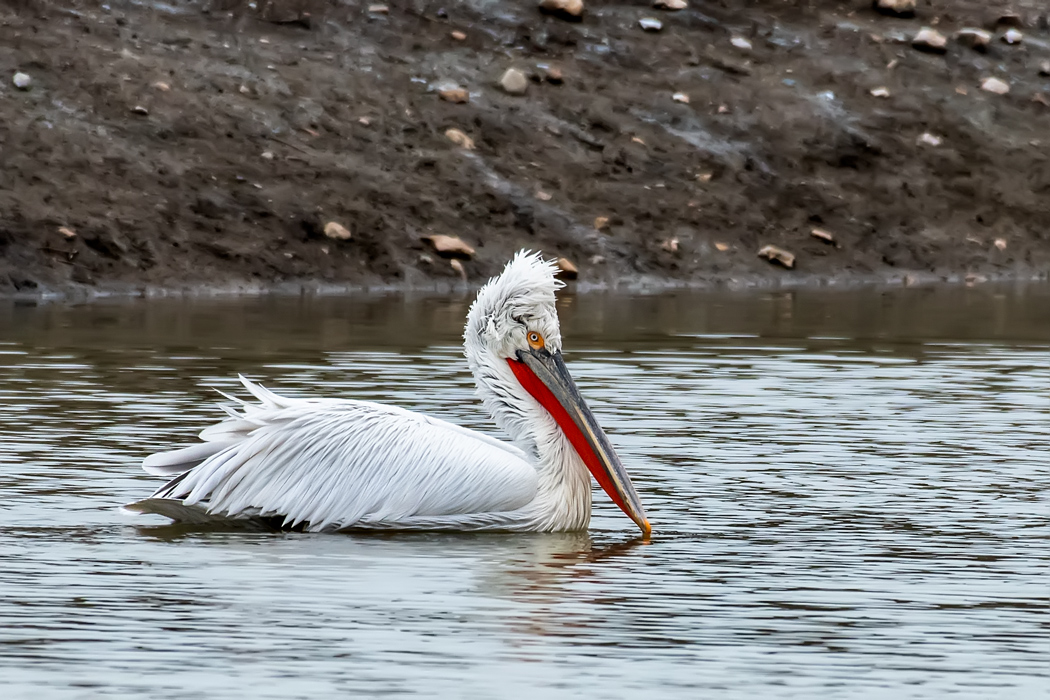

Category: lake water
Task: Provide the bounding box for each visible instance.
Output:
[0,285,1047,699]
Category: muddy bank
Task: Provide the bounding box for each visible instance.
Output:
[1,0,1048,297]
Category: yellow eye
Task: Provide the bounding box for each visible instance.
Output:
[527,331,544,349]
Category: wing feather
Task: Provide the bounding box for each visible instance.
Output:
[137,380,538,531]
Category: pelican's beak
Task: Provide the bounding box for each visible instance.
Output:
[509,348,651,537]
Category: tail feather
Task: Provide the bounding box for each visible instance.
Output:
[142,440,235,476]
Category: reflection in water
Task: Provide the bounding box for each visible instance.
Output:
[0,286,1047,698]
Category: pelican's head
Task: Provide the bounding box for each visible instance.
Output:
[464,251,651,537]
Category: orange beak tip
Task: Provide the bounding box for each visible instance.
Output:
[640,519,652,538]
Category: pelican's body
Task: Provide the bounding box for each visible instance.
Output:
[127,252,649,534]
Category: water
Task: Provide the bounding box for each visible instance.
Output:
[0,286,1048,699]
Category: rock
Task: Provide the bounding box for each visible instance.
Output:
[912,27,947,53]
[994,238,1007,251]
[261,151,275,160]
[917,132,942,146]
[239,84,251,94]
[555,257,578,279]
[995,12,1024,28]
[451,30,467,41]
[449,258,467,280]
[638,17,663,31]
[653,0,687,10]
[538,0,583,20]
[323,221,352,240]
[672,92,690,103]
[438,86,469,103]
[358,116,371,125]
[541,64,564,84]
[57,227,77,239]
[955,27,992,51]
[714,242,730,252]
[12,72,31,90]
[980,76,1010,95]
[696,172,713,182]
[1002,28,1023,44]
[368,4,389,13]
[130,105,149,115]
[758,245,795,269]
[660,237,679,253]
[873,0,915,18]
[594,216,610,231]
[870,86,890,97]
[152,81,171,91]
[444,128,475,149]
[499,68,528,96]
[1040,61,1050,76]
[423,234,475,259]
[730,36,752,50]
[811,228,836,244]
[535,191,552,201]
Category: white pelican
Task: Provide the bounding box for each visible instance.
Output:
[126,251,651,536]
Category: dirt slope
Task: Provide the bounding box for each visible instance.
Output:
[1,0,1048,295]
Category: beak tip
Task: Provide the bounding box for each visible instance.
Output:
[640,519,652,538]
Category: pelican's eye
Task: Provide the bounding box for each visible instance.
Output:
[527,331,545,350]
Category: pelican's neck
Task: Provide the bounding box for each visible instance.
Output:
[465,346,592,529]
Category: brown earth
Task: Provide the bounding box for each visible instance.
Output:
[1,0,1048,296]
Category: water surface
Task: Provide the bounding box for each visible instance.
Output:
[0,285,1048,698]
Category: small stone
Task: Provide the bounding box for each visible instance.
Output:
[730,36,752,51]
[873,0,915,17]
[912,27,948,53]
[638,17,663,31]
[538,0,584,20]
[239,84,251,94]
[917,132,942,146]
[499,68,528,96]
[594,216,610,231]
[152,81,171,91]
[995,13,1024,28]
[261,151,275,160]
[12,72,31,90]
[811,228,836,244]
[980,76,1010,95]
[1002,28,1023,44]
[653,0,687,9]
[130,105,149,115]
[589,255,605,265]
[870,86,890,98]
[955,28,992,51]
[1034,93,1050,108]
[542,65,564,84]
[660,237,679,253]
[444,128,475,150]
[696,172,713,182]
[368,4,389,13]
[714,242,729,252]
[57,226,77,239]
[358,116,371,126]
[758,245,795,269]
[535,191,552,201]
[965,273,987,286]
[423,234,475,259]
[451,30,467,41]
[555,257,578,279]
[672,92,690,103]
[323,221,352,240]
[438,87,469,103]
[1040,61,1050,77]
[449,258,467,279]
[717,104,730,114]
[631,136,646,145]
[994,238,1007,251]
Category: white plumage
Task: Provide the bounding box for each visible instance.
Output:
[126,251,649,534]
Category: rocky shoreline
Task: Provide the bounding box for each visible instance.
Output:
[1,0,1048,298]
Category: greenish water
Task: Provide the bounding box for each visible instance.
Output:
[0,285,1047,699]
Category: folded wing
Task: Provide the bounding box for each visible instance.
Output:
[127,378,539,531]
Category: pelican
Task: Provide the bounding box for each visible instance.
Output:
[125,251,651,535]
